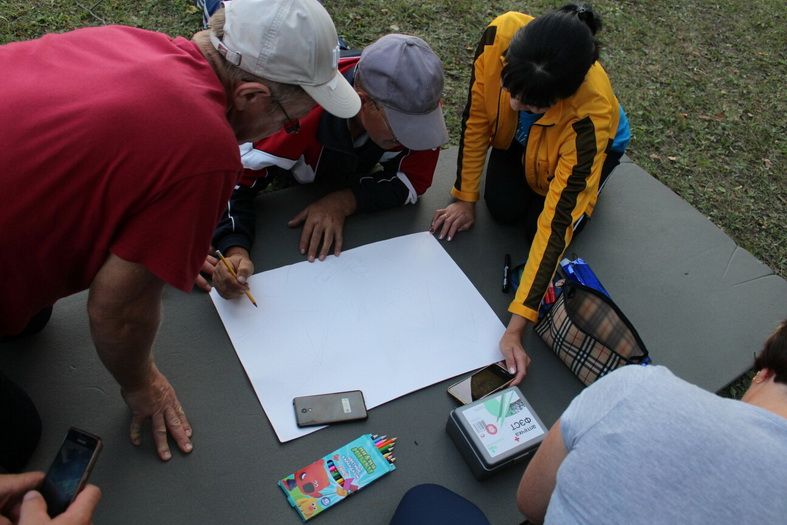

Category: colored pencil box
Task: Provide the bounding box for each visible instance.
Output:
[278,434,396,521]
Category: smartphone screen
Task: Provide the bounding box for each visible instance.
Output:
[293,390,368,427]
[448,362,514,404]
[40,428,102,517]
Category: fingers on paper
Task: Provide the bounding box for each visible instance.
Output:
[306,222,324,262]
[333,228,343,257]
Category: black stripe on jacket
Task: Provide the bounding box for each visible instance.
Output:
[523,116,596,311]
[454,25,497,194]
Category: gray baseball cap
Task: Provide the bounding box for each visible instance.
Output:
[357,34,449,151]
[209,0,360,118]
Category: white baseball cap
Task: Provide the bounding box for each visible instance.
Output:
[209,0,361,118]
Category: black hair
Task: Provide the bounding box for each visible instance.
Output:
[501,4,603,108]
[754,319,787,385]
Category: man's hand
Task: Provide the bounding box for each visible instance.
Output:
[211,248,254,300]
[88,254,191,462]
[431,200,476,241]
[17,487,101,525]
[0,472,101,525]
[122,364,193,462]
[194,254,218,292]
[288,190,357,262]
[499,315,532,385]
[1,472,43,525]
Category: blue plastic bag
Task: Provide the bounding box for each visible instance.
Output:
[559,257,610,297]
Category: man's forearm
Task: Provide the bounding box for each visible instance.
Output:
[87,254,165,392]
[89,295,160,391]
[326,189,357,216]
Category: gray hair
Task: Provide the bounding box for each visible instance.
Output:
[197,8,307,104]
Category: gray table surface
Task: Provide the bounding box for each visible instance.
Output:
[2,148,785,524]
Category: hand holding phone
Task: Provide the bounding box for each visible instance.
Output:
[0,471,44,520]
[39,428,102,517]
[16,483,101,525]
[447,362,515,405]
[293,390,368,427]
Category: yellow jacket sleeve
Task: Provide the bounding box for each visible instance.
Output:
[451,26,496,203]
[508,114,611,321]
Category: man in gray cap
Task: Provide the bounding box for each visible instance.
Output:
[0,0,359,468]
[206,34,449,299]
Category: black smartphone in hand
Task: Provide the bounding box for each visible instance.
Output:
[293,390,368,427]
[39,427,102,517]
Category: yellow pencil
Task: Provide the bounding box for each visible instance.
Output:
[215,250,258,307]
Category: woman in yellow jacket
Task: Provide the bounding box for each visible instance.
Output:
[431,4,631,384]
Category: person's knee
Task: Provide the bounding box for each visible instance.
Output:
[1,306,53,342]
[484,147,527,225]
[24,306,53,336]
[0,374,42,473]
[390,484,490,525]
[484,192,522,224]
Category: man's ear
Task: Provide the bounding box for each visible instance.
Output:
[759,368,775,382]
[355,87,370,106]
[232,81,271,111]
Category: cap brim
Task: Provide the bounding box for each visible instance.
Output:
[302,71,361,119]
[384,105,449,151]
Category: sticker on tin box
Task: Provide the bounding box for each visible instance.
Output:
[463,389,544,458]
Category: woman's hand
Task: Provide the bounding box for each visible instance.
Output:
[499,315,532,385]
[431,201,476,241]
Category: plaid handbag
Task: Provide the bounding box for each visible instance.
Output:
[534,280,649,385]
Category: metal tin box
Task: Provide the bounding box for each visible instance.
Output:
[446,386,546,479]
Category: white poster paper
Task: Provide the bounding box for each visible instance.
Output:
[210,232,505,442]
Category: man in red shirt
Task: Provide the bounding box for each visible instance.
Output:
[205,34,449,299]
[0,0,360,468]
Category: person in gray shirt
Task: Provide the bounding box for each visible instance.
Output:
[517,319,787,524]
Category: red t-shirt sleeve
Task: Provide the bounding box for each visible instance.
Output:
[111,170,237,291]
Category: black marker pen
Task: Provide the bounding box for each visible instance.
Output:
[502,253,511,293]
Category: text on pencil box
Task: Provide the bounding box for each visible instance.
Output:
[351,447,376,474]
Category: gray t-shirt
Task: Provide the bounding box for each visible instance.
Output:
[545,365,787,524]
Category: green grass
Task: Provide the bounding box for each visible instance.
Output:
[719,369,755,399]
[4,0,781,276]
[2,0,783,397]
[0,0,201,40]
[334,0,787,279]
